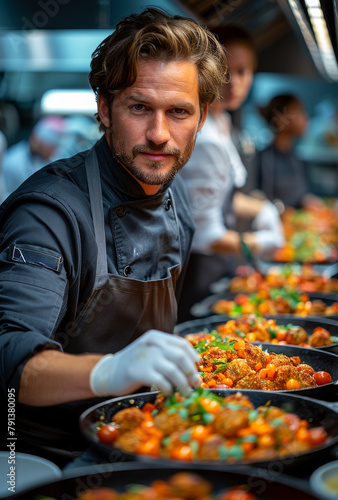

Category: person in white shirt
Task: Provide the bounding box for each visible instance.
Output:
[2,116,65,199]
[178,26,285,322]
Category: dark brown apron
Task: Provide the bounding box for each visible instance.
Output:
[17,148,182,463]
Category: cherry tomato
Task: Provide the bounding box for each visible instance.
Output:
[97,424,119,444]
[142,402,156,413]
[190,425,211,442]
[136,436,161,457]
[313,371,332,386]
[199,398,222,414]
[235,294,249,305]
[307,427,328,446]
[169,445,193,461]
[286,379,300,390]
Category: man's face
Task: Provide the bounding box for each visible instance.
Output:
[98,59,207,194]
[222,43,254,111]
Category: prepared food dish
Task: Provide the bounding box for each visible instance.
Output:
[186,335,332,391]
[229,264,338,295]
[273,205,338,263]
[96,389,329,463]
[193,315,338,348]
[74,473,256,500]
[211,288,338,317]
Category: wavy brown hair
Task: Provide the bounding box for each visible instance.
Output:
[89,7,227,131]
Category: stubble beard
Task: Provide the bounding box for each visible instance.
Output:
[108,125,198,186]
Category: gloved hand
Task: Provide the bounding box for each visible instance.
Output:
[255,229,285,260]
[252,201,282,233]
[90,330,201,398]
[252,201,285,259]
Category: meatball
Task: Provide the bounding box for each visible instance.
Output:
[268,365,316,390]
[202,346,236,364]
[268,353,293,367]
[168,473,212,499]
[272,421,294,445]
[154,411,190,436]
[285,326,308,345]
[297,370,317,388]
[113,430,143,454]
[236,373,263,390]
[264,407,285,422]
[296,364,314,375]
[266,365,298,390]
[213,409,249,437]
[309,329,333,347]
[198,434,227,460]
[223,392,254,410]
[112,407,144,433]
[241,343,267,370]
[310,300,327,314]
[225,359,251,383]
[253,327,271,342]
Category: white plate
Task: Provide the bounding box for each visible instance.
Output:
[310,460,338,500]
[0,451,62,498]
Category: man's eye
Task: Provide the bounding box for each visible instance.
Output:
[172,108,187,115]
[132,104,146,111]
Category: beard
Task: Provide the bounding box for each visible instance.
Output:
[108,126,198,186]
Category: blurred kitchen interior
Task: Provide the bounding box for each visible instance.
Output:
[0,0,337,196]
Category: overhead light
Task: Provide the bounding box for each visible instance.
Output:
[41,89,97,115]
[305,0,338,79]
[287,0,338,80]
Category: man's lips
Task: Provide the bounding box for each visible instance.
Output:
[140,152,171,161]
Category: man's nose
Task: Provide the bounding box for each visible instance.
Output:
[146,112,170,145]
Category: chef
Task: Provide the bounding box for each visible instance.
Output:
[178,25,285,323]
[0,8,227,465]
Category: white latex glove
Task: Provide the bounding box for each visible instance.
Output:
[252,201,282,233]
[255,229,285,260]
[252,202,285,259]
[90,330,201,398]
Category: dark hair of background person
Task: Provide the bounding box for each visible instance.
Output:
[89,7,228,132]
[258,94,301,127]
[210,24,258,73]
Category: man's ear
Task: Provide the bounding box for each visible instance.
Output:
[197,104,209,132]
[97,94,110,129]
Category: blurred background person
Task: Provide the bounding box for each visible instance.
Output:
[2,115,65,200]
[58,114,102,158]
[177,25,284,323]
[254,94,323,209]
[0,130,7,203]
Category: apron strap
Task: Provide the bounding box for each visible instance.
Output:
[85,148,108,284]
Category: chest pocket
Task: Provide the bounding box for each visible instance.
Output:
[110,194,180,281]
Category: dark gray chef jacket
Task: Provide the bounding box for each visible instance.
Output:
[0,136,194,460]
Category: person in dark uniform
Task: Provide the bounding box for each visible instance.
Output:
[0,8,227,466]
[255,94,322,209]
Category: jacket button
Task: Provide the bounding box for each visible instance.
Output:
[116,206,126,217]
[165,198,172,211]
[123,265,132,276]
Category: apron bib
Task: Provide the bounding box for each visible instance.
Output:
[62,148,181,353]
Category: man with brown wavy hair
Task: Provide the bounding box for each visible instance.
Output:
[0,8,226,465]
